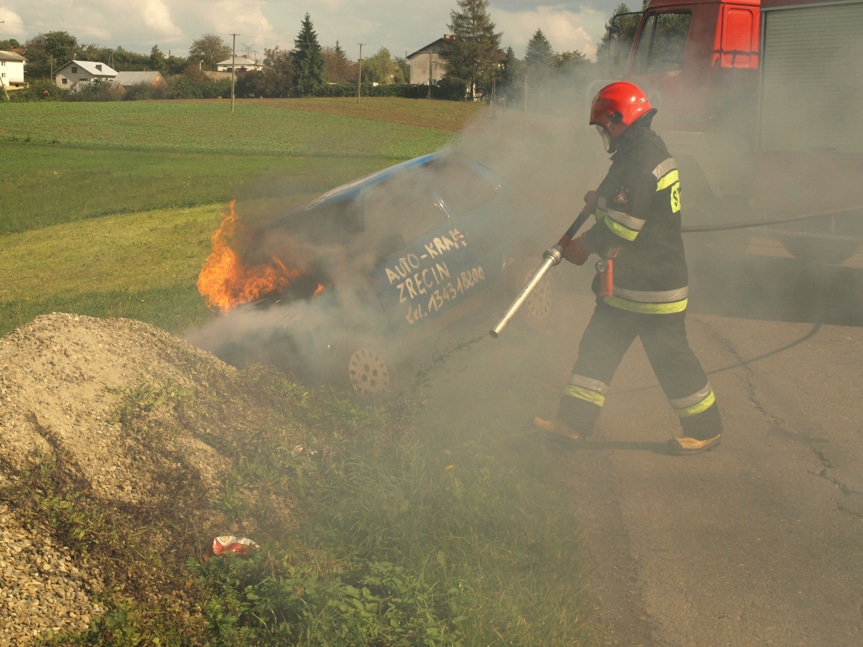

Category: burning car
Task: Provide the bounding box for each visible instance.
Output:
[192,148,554,394]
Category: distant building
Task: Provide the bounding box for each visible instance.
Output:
[216,56,264,73]
[113,71,168,90]
[0,50,27,90]
[54,60,118,89]
[407,35,455,86]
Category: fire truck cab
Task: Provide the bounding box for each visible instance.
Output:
[612,0,863,262]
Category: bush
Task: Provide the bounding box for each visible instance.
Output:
[122,83,168,101]
[167,74,231,99]
[7,79,61,102]
[64,78,124,102]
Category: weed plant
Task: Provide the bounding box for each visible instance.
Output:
[190,368,591,646]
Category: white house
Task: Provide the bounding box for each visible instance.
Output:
[54,60,118,89]
[0,50,27,89]
[216,56,264,73]
[407,35,454,86]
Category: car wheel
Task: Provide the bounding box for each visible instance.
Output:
[505,258,555,329]
[335,340,394,396]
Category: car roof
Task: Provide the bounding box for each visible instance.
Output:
[303,152,441,211]
[302,149,503,212]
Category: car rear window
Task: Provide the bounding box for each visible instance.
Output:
[363,158,500,241]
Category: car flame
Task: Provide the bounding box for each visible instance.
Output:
[197,200,303,313]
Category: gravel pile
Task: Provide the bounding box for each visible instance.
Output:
[0,313,237,644]
[0,503,102,645]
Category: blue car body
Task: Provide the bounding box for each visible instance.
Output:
[217,148,551,390]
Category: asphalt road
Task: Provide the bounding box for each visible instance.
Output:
[423,237,863,646]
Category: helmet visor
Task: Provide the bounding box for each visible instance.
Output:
[594,125,612,152]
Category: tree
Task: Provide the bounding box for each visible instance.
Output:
[443,0,502,101]
[363,47,404,85]
[323,42,352,85]
[292,14,325,96]
[189,34,231,71]
[555,50,588,69]
[44,31,79,64]
[595,3,643,76]
[258,46,294,97]
[21,31,79,80]
[498,46,524,103]
[524,29,554,71]
[149,46,168,74]
[0,38,21,50]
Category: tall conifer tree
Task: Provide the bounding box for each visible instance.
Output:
[292,13,325,96]
[443,0,502,100]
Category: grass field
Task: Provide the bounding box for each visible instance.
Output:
[0,98,485,335]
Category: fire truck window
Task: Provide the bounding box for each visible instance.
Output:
[634,12,691,74]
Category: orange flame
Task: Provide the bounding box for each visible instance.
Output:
[197,200,301,312]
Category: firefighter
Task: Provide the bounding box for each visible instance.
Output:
[535,81,722,455]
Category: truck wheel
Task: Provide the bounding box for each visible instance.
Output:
[333,340,394,396]
[781,239,858,265]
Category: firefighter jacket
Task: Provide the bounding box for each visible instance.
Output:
[583,117,689,314]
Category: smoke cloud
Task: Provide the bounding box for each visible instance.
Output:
[187,13,863,398]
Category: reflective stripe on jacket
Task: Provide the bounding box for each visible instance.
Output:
[583,119,689,315]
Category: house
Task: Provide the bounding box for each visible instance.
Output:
[215,56,264,73]
[113,71,168,90]
[0,50,27,90]
[407,35,455,86]
[54,60,118,89]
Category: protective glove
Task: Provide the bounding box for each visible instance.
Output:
[562,234,592,266]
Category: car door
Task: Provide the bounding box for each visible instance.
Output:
[366,155,506,336]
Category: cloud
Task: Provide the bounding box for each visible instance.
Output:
[494,6,607,60]
[137,0,183,40]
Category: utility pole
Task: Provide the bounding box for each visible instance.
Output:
[428,54,433,99]
[230,33,239,113]
[357,43,364,102]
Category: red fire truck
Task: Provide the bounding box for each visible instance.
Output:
[608,0,863,262]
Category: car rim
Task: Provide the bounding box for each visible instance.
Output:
[523,274,553,319]
[347,347,391,395]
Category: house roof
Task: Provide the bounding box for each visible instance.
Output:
[114,71,165,86]
[407,35,455,60]
[0,50,26,62]
[54,60,118,77]
[216,56,261,66]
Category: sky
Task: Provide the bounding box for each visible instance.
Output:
[0,0,626,63]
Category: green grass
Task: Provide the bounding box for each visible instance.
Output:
[0,99,468,155]
[0,204,220,334]
[0,144,391,234]
[1,98,478,236]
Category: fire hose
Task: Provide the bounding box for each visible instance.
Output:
[680,203,863,233]
[489,202,863,339]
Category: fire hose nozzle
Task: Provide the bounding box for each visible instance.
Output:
[489,245,563,338]
[544,244,564,265]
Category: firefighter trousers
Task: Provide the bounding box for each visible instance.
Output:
[556,300,722,440]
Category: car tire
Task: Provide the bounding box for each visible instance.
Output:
[333,339,395,396]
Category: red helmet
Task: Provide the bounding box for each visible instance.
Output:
[589,81,654,131]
